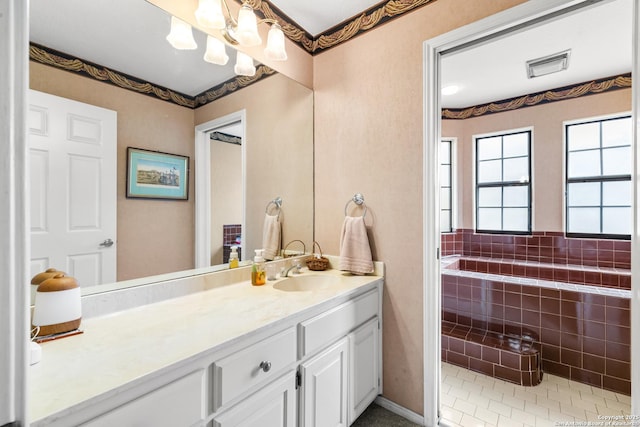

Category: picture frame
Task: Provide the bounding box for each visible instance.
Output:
[126,147,189,200]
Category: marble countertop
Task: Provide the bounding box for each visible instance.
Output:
[29,267,382,425]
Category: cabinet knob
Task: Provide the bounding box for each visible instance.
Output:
[259,361,272,373]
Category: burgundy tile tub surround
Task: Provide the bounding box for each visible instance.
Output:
[442,263,631,395]
[441,229,631,270]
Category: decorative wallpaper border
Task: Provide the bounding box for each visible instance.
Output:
[29,43,275,109]
[442,73,632,120]
[250,0,438,54]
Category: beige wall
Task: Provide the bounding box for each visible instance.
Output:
[313,0,526,414]
[30,62,196,281]
[442,89,632,233]
[210,140,242,265]
[195,73,314,260]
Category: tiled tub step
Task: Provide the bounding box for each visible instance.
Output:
[441,321,542,387]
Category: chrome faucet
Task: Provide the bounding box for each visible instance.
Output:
[281,262,301,277]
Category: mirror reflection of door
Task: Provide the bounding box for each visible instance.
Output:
[28,89,117,299]
[209,120,244,265]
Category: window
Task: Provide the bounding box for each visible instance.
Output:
[475,130,531,234]
[565,115,632,238]
[440,139,453,233]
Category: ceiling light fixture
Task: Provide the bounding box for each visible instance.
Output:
[526,50,571,78]
[166,16,198,50]
[169,0,288,77]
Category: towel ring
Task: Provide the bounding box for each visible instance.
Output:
[265,196,282,215]
[344,193,367,218]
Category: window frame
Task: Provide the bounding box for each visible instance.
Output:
[564,114,632,240]
[440,138,455,234]
[474,129,532,235]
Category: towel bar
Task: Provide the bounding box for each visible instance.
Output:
[265,196,282,215]
[344,193,367,218]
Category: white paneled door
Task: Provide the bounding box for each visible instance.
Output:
[28,90,117,288]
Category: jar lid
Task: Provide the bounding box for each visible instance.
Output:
[31,268,66,285]
[37,273,79,292]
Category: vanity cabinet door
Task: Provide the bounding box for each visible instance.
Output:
[349,317,380,423]
[299,337,349,427]
[81,369,205,427]
[212,372,296,427]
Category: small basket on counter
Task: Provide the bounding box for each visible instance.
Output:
[306,241,330,271]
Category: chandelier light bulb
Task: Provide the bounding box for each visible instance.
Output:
[234,51,256,76]
[264,23,287,61]
[235,4,262,46]
[204,35,229,65]
[166,16,197,50]
[195,0,225,29]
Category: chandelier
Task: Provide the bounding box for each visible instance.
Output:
[166,0,287,77]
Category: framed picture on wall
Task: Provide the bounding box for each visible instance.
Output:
[126,147,189,200]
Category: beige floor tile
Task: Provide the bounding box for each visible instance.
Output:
[534,416,555,427]
[510,408,538,426]
[462,380,485,395]
[560,403,588,420]
[568,381,593,393]
[501,395,526,411]
[576,392,606,407]
[488,400,512,417]
[546,389,573,406]
[453,398,478,416]
[441,391,457,407]
[474,375,498,388]
[494,382,517,397]
[458,369,479,382]
[569,396,598,413]
[604,398,632,412]
[513,389,539,404]
[441,405,465,424]
[474,406,500,425]
[480,387,505,403]
[534,395,561,412]
[459,413,486,427]
[450,386,471,401]
[584,410,603,421]
[466,393,491,409]
[497,414,524,427]
[591,387,618,400]
[547,409,576,423]
[595,404,626,416]
[616,394,631,405]
[445,375,466,388]
[523,401,549,419]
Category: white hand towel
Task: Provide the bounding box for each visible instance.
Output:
[339,216,374,275]
[262,214,281,260]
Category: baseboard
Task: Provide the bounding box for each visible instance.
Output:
[374,395,425,425]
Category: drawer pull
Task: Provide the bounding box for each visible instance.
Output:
[259,361,272,373]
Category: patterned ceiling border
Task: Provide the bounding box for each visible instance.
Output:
[29,43,275,109]
[442,73,632,120]
[248,0,438,55]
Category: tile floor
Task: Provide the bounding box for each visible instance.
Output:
[440,362,631,427]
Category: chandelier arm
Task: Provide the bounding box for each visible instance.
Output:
[220,0,238,27]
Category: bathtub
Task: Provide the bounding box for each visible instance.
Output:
[441,255,631,394]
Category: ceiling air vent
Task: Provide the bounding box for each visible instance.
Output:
[526,50,571,78]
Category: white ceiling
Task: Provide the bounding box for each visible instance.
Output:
[269,0,384,37]
[30,0,632,105]
[441,0,632,109]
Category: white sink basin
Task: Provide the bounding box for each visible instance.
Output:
[273,275,340,292]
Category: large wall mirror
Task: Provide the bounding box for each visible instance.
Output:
[28,0,314,297]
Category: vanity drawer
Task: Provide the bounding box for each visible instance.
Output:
[213,327,296,411]
[299,288,379,358]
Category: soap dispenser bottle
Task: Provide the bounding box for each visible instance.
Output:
[251,249,266,286]
[229,246,239,269]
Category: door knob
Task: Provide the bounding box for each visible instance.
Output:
[99,238,114,248]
